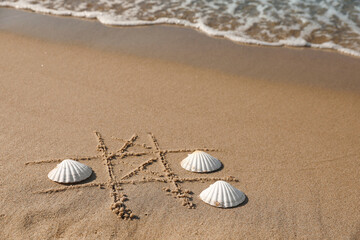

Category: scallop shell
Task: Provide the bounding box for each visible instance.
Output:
[181,151,222,173]
[48,159,93,183]
[200,181,245,208]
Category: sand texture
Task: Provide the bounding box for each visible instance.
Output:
[1,9,360,240]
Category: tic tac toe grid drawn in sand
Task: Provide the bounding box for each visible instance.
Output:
[25,131,239,220]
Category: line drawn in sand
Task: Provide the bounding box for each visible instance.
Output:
[26,131,239,220]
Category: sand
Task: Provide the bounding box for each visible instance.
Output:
[0,8,360,240]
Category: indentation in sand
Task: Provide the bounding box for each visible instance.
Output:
[26,131,239,220]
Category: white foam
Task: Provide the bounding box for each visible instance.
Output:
[1,0,359,58]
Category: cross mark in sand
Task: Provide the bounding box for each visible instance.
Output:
[26,131,238,220]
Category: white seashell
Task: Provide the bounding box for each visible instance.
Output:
[181,151,222,172]
[200,181,245,208]
[48,159,93,183]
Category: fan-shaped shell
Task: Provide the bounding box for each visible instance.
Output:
[200,181,245,208]
[48,159,93,183]
[181,151,222,172]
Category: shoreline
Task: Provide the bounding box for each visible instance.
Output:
[1,7,360,240]
[1,8,360,93]
[1,4,359,58]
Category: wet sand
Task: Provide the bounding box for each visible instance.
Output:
[0,8,360,240]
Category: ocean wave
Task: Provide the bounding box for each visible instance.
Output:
[1,0,359,57]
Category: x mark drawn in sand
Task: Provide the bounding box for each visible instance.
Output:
[26,131,239,220]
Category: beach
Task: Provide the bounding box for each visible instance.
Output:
[0,8,360,239]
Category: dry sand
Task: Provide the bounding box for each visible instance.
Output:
[0,8,360,240]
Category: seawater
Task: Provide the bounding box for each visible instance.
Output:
[1,0,359,57]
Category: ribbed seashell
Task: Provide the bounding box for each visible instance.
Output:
[181,151,222,172]
[200,181,245,208]
[48,159,93,183]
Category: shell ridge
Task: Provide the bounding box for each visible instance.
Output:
[205,157,214,170]
[213,157,221,169]
[71,160,92,182]
[226,182,245,205]
[223,182,238,207]
[202,184,213,203]
[48,168,56,181]
[210,182,220,205]
[182,157,191,170]
[193,153,198,171]
[203,155,211,172]
[68,161,79,182]
[219,182,226,206]
[200,185,211,200]
[71,161,84,181]
[76,161,91,177]
[222,182,231,207]
[78,161,92,180]
[180,158,187,169]
[199,154,206,172]
[66,160,74,182]
[224,182,238,204]
[57,164,65,182]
